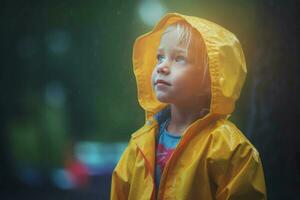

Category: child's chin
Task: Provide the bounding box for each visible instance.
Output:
[156,95,172,103]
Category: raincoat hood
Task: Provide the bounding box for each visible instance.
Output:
[133,13,247,120]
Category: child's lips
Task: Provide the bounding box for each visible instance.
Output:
[155,79,171,86]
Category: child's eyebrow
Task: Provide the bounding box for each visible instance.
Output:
[174,48,188,54]
[157,47,187,54]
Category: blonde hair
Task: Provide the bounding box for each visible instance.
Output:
[162,21,210,95]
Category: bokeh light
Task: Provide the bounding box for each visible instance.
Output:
[138,0,167,27]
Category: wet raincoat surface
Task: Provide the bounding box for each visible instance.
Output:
[111,13,266,200]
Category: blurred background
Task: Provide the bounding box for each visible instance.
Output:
[0,0,299,199]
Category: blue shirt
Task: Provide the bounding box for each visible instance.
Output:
[155,119,182,192]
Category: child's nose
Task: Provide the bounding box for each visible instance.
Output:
[157,63,170,75]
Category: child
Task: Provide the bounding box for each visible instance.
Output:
[111,13,266,200]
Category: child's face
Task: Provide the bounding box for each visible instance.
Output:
[151,26,208,105]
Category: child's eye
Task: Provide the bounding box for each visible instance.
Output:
[175,56,187,63]
[156,54,165,63]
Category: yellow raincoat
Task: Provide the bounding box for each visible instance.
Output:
[111,13,266,200]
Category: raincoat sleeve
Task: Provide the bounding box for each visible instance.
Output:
[111,139,136,200]
[208,126,267,200]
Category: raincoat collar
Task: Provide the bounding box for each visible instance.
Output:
[131,108,224,183]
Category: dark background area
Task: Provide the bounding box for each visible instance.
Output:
[0,0,299,199]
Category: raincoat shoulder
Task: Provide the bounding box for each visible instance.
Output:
[110,125,152,200]
[207,119,267,199]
